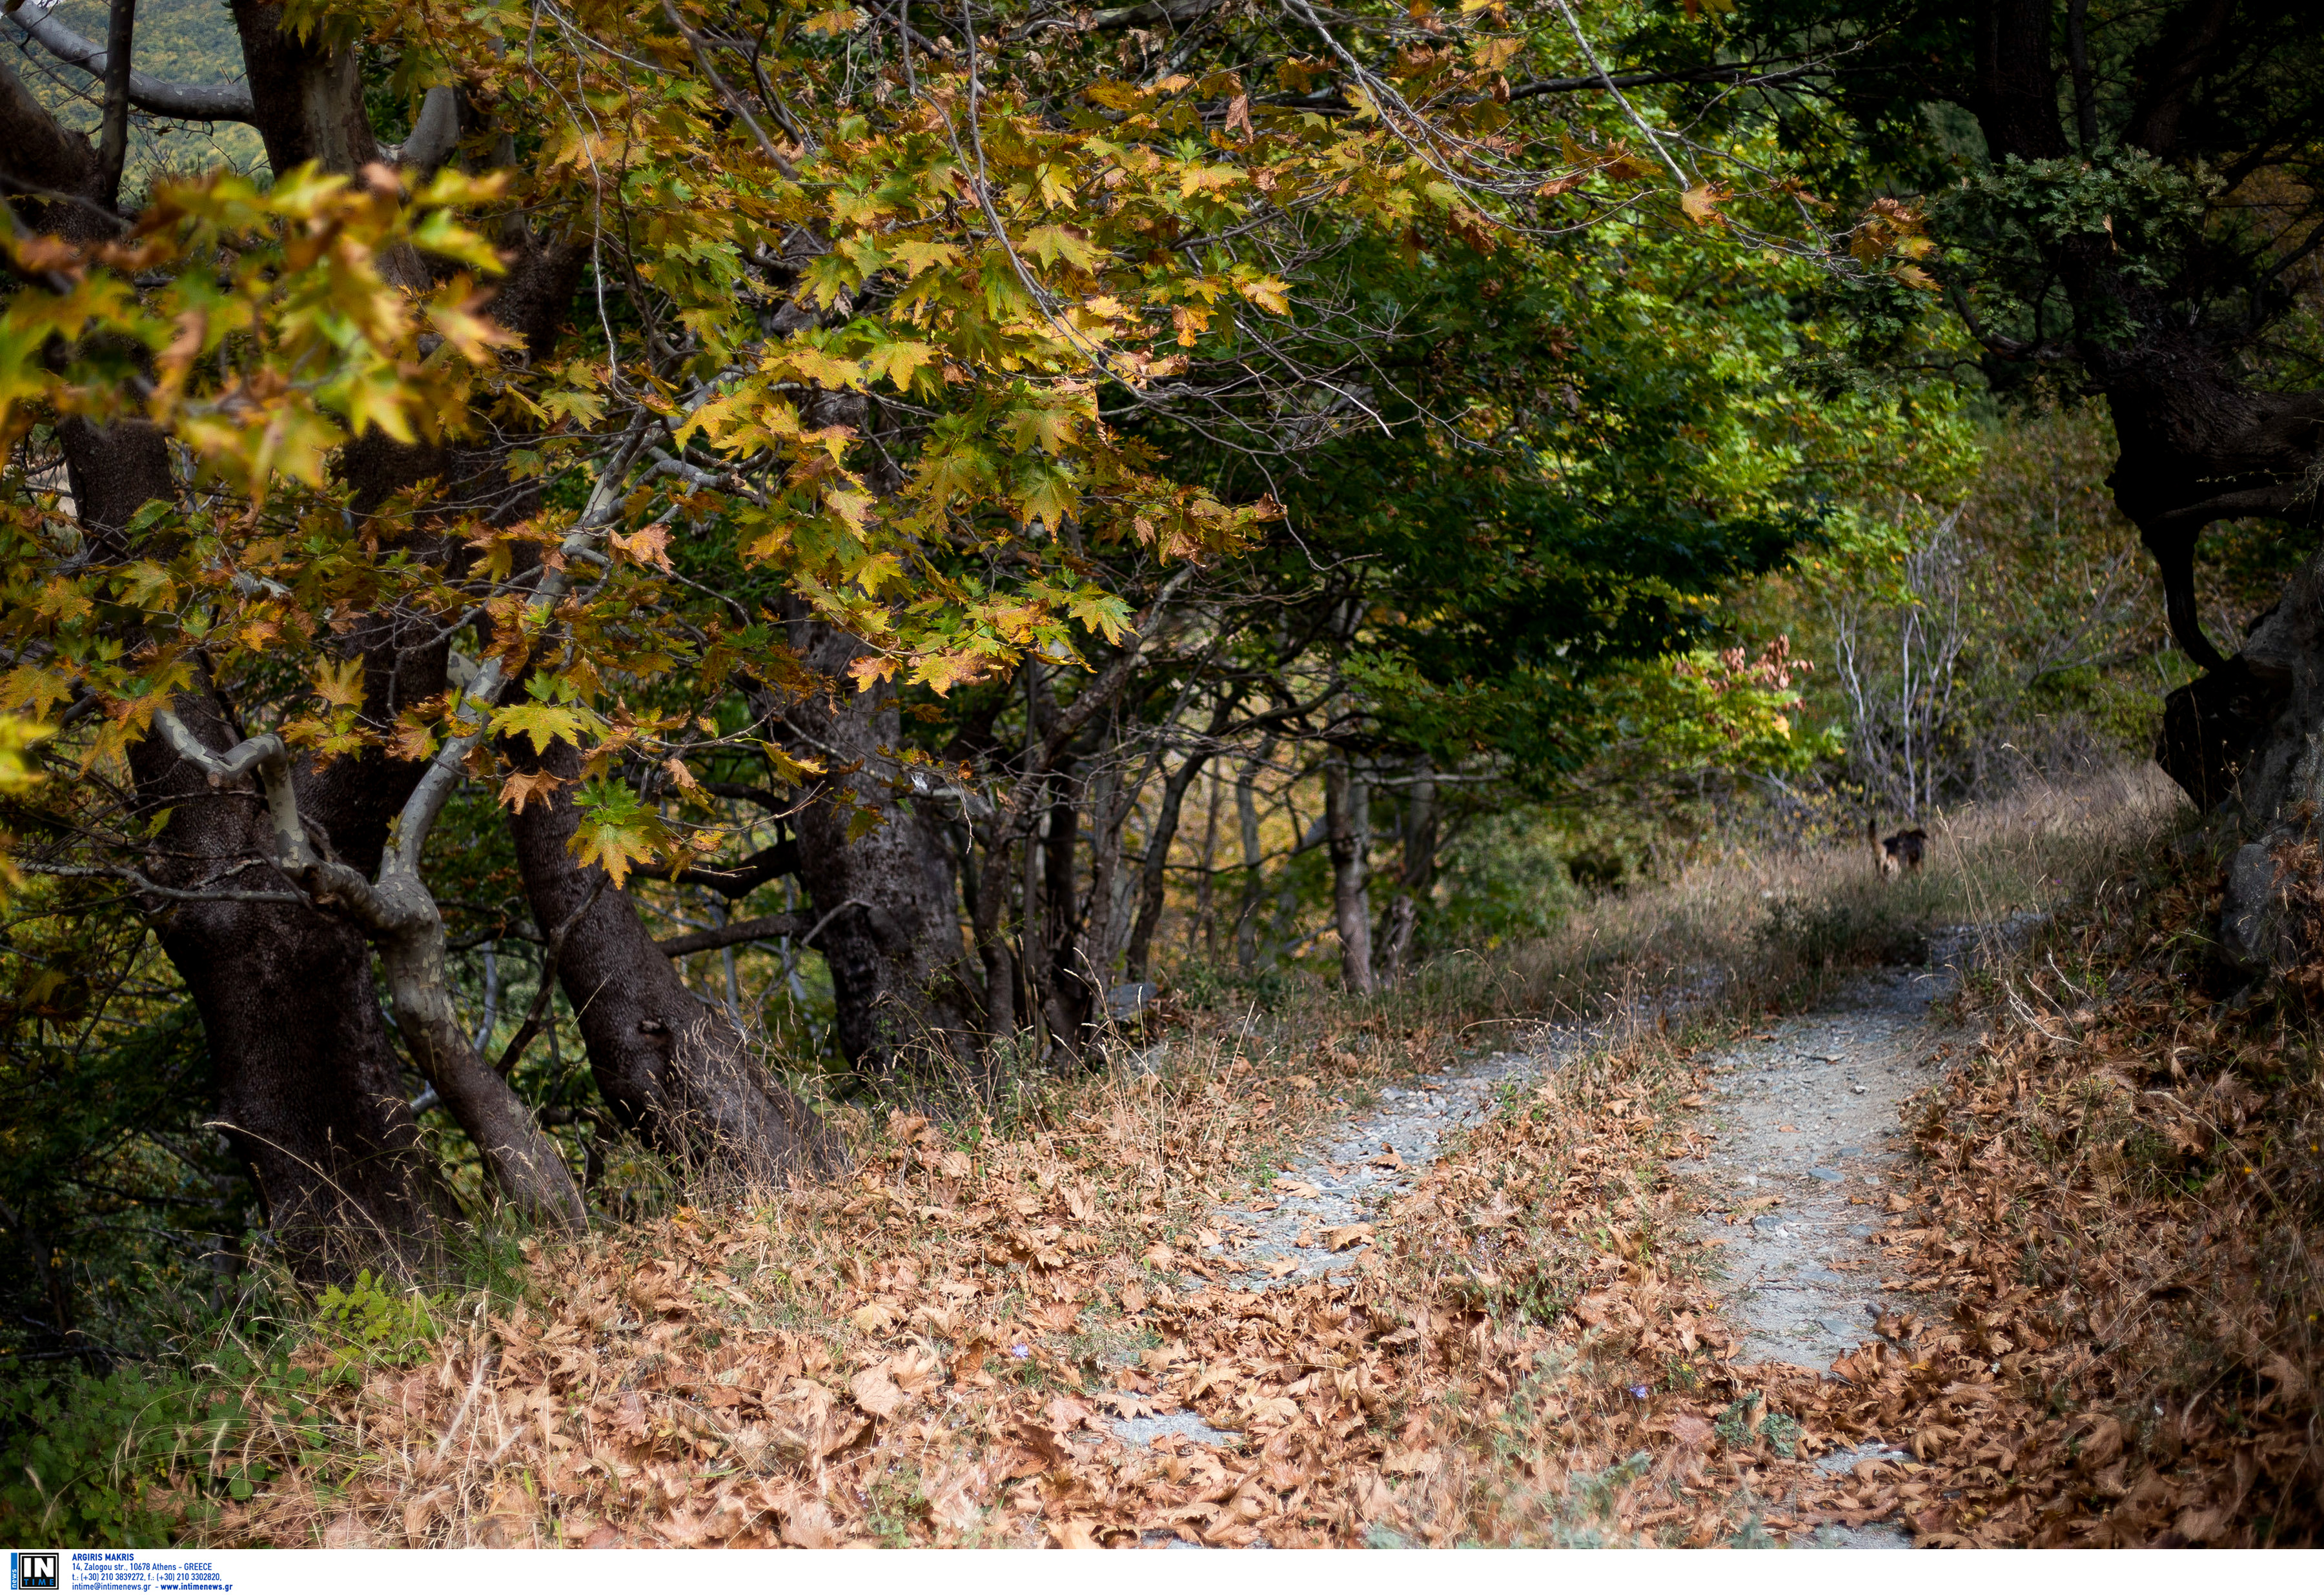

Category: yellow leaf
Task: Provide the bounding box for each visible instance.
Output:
[311,657,367,710]
[1237,275,1291,315]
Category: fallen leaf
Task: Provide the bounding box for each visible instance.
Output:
[1324,1223,1374,1252]
[782,1499,842,1548]
[850,1364,905,1417]
[888,1346,943,1395]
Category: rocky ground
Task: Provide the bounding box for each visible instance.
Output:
[1675,951,1975,1548]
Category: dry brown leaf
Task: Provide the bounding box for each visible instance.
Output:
[850,1364,905,1417]
[1325,1223,1374,1252]
[782,1499,842,1549]
[888,1346,943,1395]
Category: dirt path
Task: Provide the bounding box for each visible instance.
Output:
[1108,938,1989,1544]
[1104,1037,1580,1454]
[1675,937,1981,1548]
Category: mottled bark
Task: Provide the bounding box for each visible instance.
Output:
[228,0,380,176]
[360,870,586,1228]
[762,618,986,1084]
[55,391,453,1270]
[504,736,843,1178]
[126,698,449,1268]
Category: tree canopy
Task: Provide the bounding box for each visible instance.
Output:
[1,0,2032,1341]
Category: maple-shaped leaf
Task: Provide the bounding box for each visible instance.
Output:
[1015,463,1081,531]
[862,340,939,392]
[1679,185,1730,227]
[1065,587,1133,644]
[611,523,674,571]
[311,656,367,710]
[889,240,961,279]
[1236,275,1292,314]
[496,767,564,814]
[759,743,826,786]
[567,777,668,890]
[846,654,898,689]
[1021,225,1100,272]
[490,699,588,754]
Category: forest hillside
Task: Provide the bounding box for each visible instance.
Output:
[1,0,2319,1549]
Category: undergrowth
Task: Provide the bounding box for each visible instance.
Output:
[0,768,2196,1547]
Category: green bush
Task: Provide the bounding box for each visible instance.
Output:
[0,1365,228,1546]
[0,1273,447,1546]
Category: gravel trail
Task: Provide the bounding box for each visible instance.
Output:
[1673,935,1992,1549]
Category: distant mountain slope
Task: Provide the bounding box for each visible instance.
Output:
[6,0,264,185]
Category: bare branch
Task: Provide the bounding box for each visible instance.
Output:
[6,0,256,124]
[16,860,307,905]
[653,912,808,957]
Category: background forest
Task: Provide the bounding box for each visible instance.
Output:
[3,0,2320,1549]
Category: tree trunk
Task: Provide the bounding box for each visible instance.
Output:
[126,698,449,1270]
[1124,751,1212,983]
[1232,740,1274,971]
[1040,780,1088,1039]
[229,0,380,175]
[365,870,587,1228]
[2194,550,2324,971]
[1378,764,1435,980]
[502,735,844,1179]
[54,389,454,1272]
[1192,764,1223,962]
[758,620,986,1085]
[1324,749,1375,995]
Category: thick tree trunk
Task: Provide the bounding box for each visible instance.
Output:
[56,399,453,1271]
[503,736,844,1179]
[1324,749,1375,995]
[15,0,593,1260]
[229,0,380,174]
[1957,3,2324,970]
[2185,552,2324,971]
[127,698,450,1270]
[762,620,986,1084]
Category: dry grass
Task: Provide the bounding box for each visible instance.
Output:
[77,766,2243,1549]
